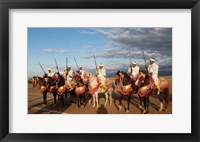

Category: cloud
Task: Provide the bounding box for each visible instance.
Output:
[80,31,96,35]
[88,28,172,67]
[43,49,67,53]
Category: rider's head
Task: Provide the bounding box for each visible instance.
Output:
[67,66,71,71]
[79,66,82,70]
[47,68,51,73]
[132,62,137,67]
[99,63,104,69]
[149,58,155,65]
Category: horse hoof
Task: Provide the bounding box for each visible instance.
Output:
[139,105,143,109]
[119,105,122,110]
[158,109,163,112]
[164,108,168,112]
[143,110,149,114]
[92,105,95,108]
[126,109,129,113]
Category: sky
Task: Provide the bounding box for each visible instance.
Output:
[28,28,172,78]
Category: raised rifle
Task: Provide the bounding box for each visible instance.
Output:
[142,48,148,73]
[38,61,46,75]
[66,57,68,69]
[74,56,79,70]
[93,55,98,73]
[54,58,59,72]
[129,50,132,74]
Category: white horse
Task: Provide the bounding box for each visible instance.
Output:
[83,72,113,109]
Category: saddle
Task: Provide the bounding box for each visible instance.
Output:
[40,86,47,93]
[57,86,66,96]
[49,86,57,93]
[138,77,169,97]
[75,85,86,96]
[120,84,133,96]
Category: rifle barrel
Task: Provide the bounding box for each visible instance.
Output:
[74,57,79,69]
[54,58,59,72]
[142,49,148,72]
[38,61,46,74]
[93,55,98,72]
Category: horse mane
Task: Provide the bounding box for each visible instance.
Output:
[140,70,147,75]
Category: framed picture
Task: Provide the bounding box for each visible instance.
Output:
[0,0,199,141]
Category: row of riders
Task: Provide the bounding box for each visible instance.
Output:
[32,58,169,114]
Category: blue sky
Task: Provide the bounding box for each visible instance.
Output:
[28,28,172,77]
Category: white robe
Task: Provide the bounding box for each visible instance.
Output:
[148,63,159,85]
[97,68,106,85]
[47,72,54,77]
[79,69,85,80]
[67,69,73,82]
[128,65,140,81]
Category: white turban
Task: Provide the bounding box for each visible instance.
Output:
[99,63,104,67]
[47,68,51,71]
[150,58,155,62]
[132,61,137,65]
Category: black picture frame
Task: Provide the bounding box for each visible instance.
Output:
[0,0,199,142]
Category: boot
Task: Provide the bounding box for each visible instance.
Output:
[67,82,73,91]
[102,84,107,91]
[156,85,161,95]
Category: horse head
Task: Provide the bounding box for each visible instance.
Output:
[32,76,38,88]
[135,70,149,87]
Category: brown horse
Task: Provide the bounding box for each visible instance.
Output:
[135,70,169,114]
[115,70,134,112]
[31,76,49,105]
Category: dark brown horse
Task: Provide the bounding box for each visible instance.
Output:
[115,70,134,112]
[31,76,49,105]
[135,70,169,114]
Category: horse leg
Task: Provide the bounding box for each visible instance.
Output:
[53,93,57,107]
[89,94,92,105]
[126,94,131,113]
[92,94,96,108]
[139,96,143,109]
[81,94,85,108]
[164,88,169,112]
[95,92,99,109]
[109,90,112,106]
[119,95,123,110]
[104,92,108,106]
[43,92,47,104]
[146,95,150,113]
[61,94,65,106]
[143,96,147,114]
[158,92,164,112]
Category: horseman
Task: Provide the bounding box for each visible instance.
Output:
[62,67,67,80]
[66,66,73,82]
[148,58,160,95]
[128,61,140,82]
[47,68,54,78]
[96,63,107,90]
[78,65,85,80]
[66,66,73,91]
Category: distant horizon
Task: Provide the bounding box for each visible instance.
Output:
[28,28,172,78]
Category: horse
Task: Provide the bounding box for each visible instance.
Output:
[135,70,169,114]
[114,70,134,112]
[83,72,113,109]
[31,76,49,105]
[55,72,67,106]
[71,71,87,108]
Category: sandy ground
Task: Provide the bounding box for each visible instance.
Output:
[28,76,172,114]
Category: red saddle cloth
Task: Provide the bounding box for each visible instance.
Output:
[57,86,66,96]
[40,86,47,93]
[120,84,133,96]
[75,84,86,96]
